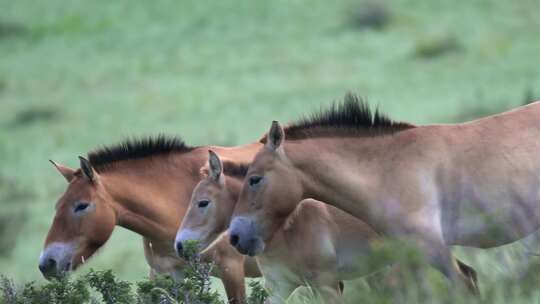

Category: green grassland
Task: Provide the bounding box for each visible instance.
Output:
[1,0,540,302]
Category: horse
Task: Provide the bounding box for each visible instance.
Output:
[229,94,540,293]
[39,136,262,303]
[176,150,478,302]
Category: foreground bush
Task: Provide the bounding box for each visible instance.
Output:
[0,242,268,304]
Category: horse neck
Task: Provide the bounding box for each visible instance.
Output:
[286,135,398,223]
[101,142,262,243]
[101,152,205,242]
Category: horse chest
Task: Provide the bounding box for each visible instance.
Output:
[258,255,304,286]
[148,253,179,272]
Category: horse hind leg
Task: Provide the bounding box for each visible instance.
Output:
[410,235,480,295]
[431,249,480,295]
[338,281,345,294]
[456,258,479,292]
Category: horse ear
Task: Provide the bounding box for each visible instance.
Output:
[78,156,97,182]
[50,160,76,182]
[208,150,223,181]
[266,120,285,151]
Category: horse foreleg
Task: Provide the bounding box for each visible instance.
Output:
[148,267,157,279]
[218,256,247,304]
[264,276,298,304]
[338,281,345,294]
[309,274,343,304]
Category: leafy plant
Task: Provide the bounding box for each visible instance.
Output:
[0,243,224,304]
[0,21,26,39]
[348,0,391,30]
[84,270,133,304]
[136,275,182,304]
[414,35,461,59]
[247,280,269,304]
[0,276,17,304]
[11,106,59,126]
[178,241,223,304]
[1,275,90,304]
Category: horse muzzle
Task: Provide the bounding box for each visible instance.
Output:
[174,228,207,259]
[39,242,75,279]
[229,216,265,256]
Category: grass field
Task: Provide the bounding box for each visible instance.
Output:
[1,0,540,302]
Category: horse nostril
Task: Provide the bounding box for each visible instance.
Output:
[48,258,57,268]
[175,241,183,256]
[39,258,57,274]
[230,234,240,247]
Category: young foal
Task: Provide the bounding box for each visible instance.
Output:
[176,151,478,302]
[40,137,261,303]
[230,95,540,293]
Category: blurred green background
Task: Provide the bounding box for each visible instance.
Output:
[1,0,540,302]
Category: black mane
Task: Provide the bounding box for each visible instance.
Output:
[222,161,250,178]
[88,135,194,171]
[266,93,414,141]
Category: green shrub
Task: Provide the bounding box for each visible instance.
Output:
[348,1,391,30]
[0,21,26,39]
[1,275,90,304]
[0,241,227,304]
[136,275,182,304]
[247,280,269,304]
[414,35,461,59]
[84,270,133,304]
[11,106,59,126]
[176,240,223,304]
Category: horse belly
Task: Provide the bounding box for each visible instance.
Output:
[335,239,393,280]
[446,197,540,248]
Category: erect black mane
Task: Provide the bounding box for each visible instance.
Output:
[264,93,414,142]
[222,160,250,178]
[87,135,194,171]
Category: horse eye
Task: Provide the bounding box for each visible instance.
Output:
[249,176,263,187]
[74,202,90,213]
[198,200,210,208]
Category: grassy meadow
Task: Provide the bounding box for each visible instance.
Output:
[1,0,540,302]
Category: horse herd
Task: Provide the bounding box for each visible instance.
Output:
[38,94,540,303]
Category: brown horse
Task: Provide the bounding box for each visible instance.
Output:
[230,95,540,293]
[176,151,477,302]
[40,136,261,303]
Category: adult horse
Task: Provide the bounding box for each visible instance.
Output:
[39,136,261,303]
[176,150,381,303]
[230,94,540,293]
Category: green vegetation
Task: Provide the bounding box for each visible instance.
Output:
[0,242,260,304]
[1,270,269,304]
[1,0,540,302]
[413,35,461,59]
[0,269,224,304]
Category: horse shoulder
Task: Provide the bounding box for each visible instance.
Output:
[283,199,338,270]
